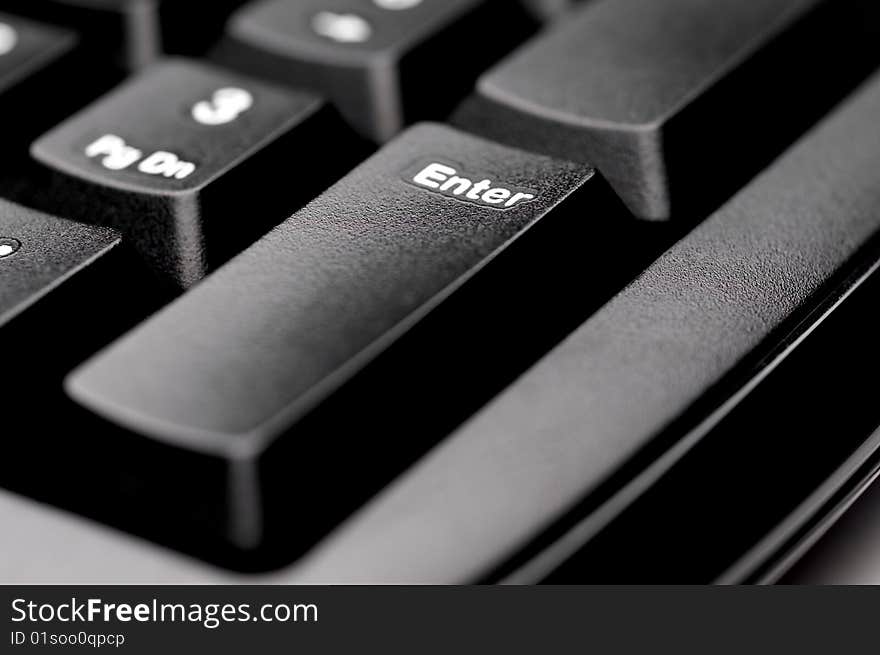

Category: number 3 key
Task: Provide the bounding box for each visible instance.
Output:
[30,58,366,289]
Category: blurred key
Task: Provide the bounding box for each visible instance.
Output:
[6,1,247,70]
[455,0,880,220]
[0,13,75,90]
[30,58,364,289]
[63,124,646,563]
[215,0,536,142]
[6,0,161,70]
[0,13,78,150]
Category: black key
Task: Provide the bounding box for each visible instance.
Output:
[284,71,880,583]
[30,58,364,289]
[7,1,249,69]
[0,200,119,327]
[63,124,643,565]
[0,13,75,93]
[0,198,157,422]
[6,0,161,70]
[0,13,78,150]
[0,199,166,541]
[454,0,880,220]
[214,0,536,142]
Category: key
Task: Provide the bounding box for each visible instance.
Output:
[454,0,880,220]
[63,124,645,564]
[0,200,167,543]
[0,13,75,92]
[283,71,880,583]
[0,200,119,328]
[0,198,159,422]
[5,0,161,70]
[0,13,78,153]
[30,58,364,289]
[214,0,537,142]
[7,1,250,69]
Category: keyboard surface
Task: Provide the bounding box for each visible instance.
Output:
[3,0,880,584]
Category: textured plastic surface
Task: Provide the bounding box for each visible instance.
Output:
[455,0,874,220]
[67,123,599,453]
[219,0,534,141]
[0,12,76,95]
[5,0,160,70]
[57,124,648,559]
[31,58,351,288]
[276,72,880,583]
[0,199,120,325]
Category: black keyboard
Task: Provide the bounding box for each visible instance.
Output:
[4,0,880,583]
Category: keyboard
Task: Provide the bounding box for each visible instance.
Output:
[3,0,880,584]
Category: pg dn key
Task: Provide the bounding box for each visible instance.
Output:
[30,58,365,289]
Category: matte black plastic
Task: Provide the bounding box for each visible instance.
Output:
[216,0,536,141]
[283,72,880,583]
[6,0,247,69]
[30,58,363,288]
[0,12,82,155]
[0,199,120,325]
[455,0,880,220]
[5,0,161,70]
[64,124,641,562]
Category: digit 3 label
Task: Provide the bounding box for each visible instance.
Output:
[192,88,254,126]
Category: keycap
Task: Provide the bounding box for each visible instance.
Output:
[30,58,364,289]
[215,0,537,142]
[7,1,250,69]
[0,200,117,326]
[0,198,159,424]
[0,13,78,151]
[0,199,170,547]
[63,123,647,563]
[5,0,161,70]
[454,0,880,220]
[0,13,76,91]
[282,71,880,583]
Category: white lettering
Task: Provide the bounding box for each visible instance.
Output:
[440,175,471,195]
[192,87,254,126]
[506,192,535,207]
[410,162,537,209]
[482,188,510,204]
[413,162,455,189]
[85,134,142,171]
[85,135,196,180]
[373,0,422,9]
[312,12,372,43]
[138,151,196,179]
